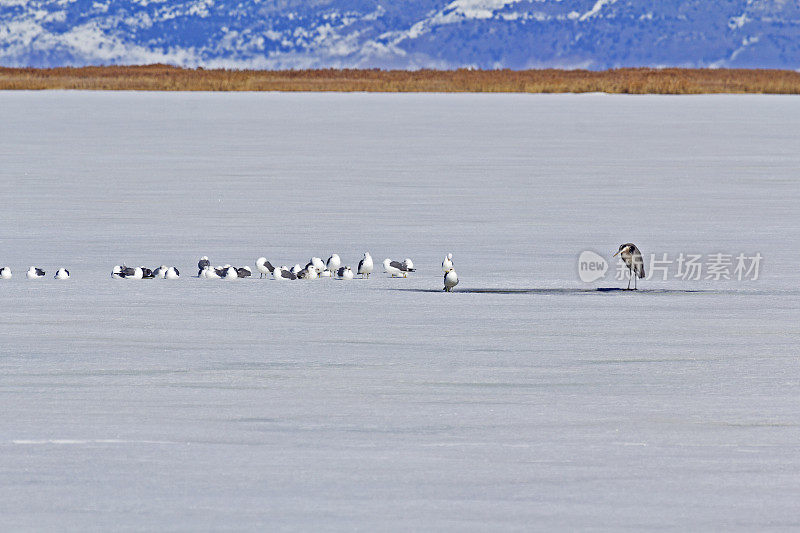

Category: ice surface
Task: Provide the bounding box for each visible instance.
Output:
[0,92,799,530]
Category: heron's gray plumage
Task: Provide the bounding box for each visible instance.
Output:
[615,243,646,289]
[620,243,645,278]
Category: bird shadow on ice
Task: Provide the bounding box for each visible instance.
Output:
[387,288,723,294]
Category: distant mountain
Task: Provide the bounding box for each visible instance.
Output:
[1,0,799,70]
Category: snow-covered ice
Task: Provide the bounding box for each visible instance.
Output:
[0,92,799,530]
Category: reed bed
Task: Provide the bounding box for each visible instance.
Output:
[1,65,799,94]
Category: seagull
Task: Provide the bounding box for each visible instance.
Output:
[442,253,453,272]
[256,257,275,278]
[236,266,252,278]
[326,254,341,274]
[140,267,155,279]
[613,243,646,290]
[198,256,210,276]
[224,266,239,280]
[165,267,180,279]
[336,266,354,280]
[203,266,220,279]
[54,268,70,280]
[383,258,415,278]
[383,259,402,277]
[298,266,318,280]
[444,268,458,292]
[154,265,168,279]
[27,267,45,279]
[0,267,11,279]
[310,257,326,273]
[119,266,143,279]
[274,267,297,281]
[358,252,373,278]
[291,264,303,275]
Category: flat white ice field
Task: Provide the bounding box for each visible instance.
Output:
[1,92,799,530]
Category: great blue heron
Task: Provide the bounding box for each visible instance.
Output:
[613,243,645,290]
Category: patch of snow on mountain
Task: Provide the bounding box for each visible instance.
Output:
[579,0,618,21]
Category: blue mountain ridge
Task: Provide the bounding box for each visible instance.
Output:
[1,0,799,69]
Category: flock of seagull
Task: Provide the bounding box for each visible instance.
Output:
[0,252,460,291]
[111,265,181,279]
[0,266,71,280]
[194,252,458,289]
[0,244,648,291]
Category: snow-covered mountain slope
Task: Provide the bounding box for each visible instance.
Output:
[1,0,799,69]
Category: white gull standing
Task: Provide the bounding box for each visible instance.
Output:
[442,253,453,272]
[444,268,459,292]
[310,257,326,273]
[358,252,373,278]
[326,254,341,275]
[256,257,275,278]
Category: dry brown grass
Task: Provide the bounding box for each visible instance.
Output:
[1,65,800,94]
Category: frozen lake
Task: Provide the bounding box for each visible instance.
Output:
[1,92,799,530]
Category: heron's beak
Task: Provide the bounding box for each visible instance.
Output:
[612,251,620,257]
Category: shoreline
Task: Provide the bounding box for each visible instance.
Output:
[2,65,800,94]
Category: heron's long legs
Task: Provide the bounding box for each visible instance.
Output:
[627,267,632,290]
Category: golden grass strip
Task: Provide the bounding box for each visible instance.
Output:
[1,65,800,94]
